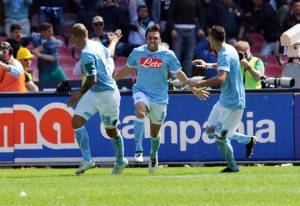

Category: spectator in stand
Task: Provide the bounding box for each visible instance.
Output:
[6,24,23,58]
[235,40,265,89]
[100,0,130,33]
[30,23,67,82]
[151,0,171,33]
[0,42,26,92]
[282,0,300,33]
[127,5,154,55]
[100,0,130,56]
[90,16,125,58]
[211,0,245,40]
[89,16,110,47]
[2,0,32,36]
[194,36,218,64]
[6,24,33,58]
[235,0,254,13]
[0,2,4,35]
[246,0,281,56]
[168,0,204,77]
[33,0,66,36]
[74,0,103,32]
[201,0,218,34]
[16,47,39,91]
[128,0,146,22]
[276,0,290,26]
[89,16,123,76]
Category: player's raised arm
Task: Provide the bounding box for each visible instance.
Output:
[113,65,135,81]
[107,29,122,57]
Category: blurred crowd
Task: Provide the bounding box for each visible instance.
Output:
[0,0,299,92]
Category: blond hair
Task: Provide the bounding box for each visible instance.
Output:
[71,23,88,38]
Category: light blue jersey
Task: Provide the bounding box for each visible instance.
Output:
[217,44,245,109]
[81,40,117,92]
[127,45,182,104]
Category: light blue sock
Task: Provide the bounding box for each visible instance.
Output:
[230,132,251,145]
[134,118,144,152]
[111,135,124,165]
[150,136,160,158]
[74,126,92,161]
[216,139,238,171]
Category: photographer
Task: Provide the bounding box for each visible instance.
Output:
[235,40,265,89]
[0,42,26,92]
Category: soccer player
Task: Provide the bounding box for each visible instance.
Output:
[67,23,127,175]
[191,25,256,173]
[114,24,208,173]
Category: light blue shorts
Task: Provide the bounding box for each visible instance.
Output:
[206,102,244,138]
[133,92,167,125]
[74,89,120,129]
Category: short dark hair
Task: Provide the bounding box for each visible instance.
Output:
[10,24,21,33]
[145,24,160,38]
[210,25,226,42]
[137,5,147,13]
[40,22,53,32]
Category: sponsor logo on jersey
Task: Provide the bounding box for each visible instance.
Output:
[140,57,162,69]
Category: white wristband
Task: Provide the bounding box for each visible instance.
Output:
[206,63,214,69]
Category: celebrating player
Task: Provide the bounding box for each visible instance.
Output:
[191,25,256,172]
[114,24,208,173]
[68,23,127,175]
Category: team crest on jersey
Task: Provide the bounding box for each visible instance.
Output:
[140,57,163,69]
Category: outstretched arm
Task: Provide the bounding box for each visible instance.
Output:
[174,70,190,85]
[195,70,227,88]
[174,70,209,101]
[113,65,135,81]
[192,59,218,69]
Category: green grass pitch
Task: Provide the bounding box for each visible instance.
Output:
[0,166,300,206]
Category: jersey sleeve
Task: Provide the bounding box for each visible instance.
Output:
[127,49,138,68]
[104,46,111,58]
[217,53,230,72]
[168,50,182,73]
[81,52,97,76]
[255,59,265,74]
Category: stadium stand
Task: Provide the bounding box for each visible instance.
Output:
[0,35,6,42]
[58,46,72,57]
[30,14,39,31]
[247,32,265,55]
[265,64,283,77]
[247,32,264,44]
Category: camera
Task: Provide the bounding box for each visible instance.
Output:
[260,76,295,88]
[281,24,300,58]
[56,81,71,93]
[238,52,245,61]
